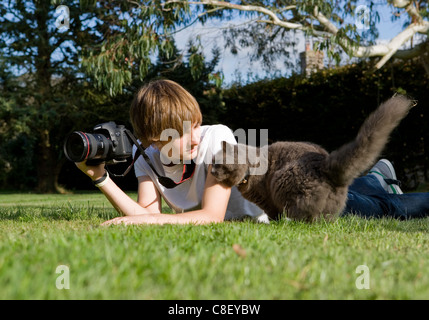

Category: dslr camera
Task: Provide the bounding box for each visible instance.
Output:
[64,121,133,166]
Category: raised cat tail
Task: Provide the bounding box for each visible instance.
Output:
[325,94,416,187]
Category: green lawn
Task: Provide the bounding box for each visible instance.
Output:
[0,191,429,299]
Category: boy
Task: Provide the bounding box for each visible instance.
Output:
[77,79,429,224]
[76,79,268,225]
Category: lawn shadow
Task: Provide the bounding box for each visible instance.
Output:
[0,204,119,221]
[273,214,429,234]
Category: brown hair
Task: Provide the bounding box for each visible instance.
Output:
[130,79,202,146]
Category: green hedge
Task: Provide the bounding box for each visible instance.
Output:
[221,61,429,191]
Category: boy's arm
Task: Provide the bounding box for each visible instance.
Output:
[99,175,162,216]
[76,161,161,216]
[102,165,230,225]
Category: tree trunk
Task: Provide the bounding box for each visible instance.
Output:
[36,130,57,193]
[34,1,57,193]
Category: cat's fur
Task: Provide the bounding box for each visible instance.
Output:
[211,95,416,222]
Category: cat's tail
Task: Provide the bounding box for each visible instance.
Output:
[325,94,416,187]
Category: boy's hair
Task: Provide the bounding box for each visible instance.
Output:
[130,79,202,145]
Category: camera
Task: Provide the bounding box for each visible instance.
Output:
[64,121,133,165]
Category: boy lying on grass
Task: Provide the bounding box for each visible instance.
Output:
[76,80,429,225]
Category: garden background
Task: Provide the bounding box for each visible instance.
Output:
[1,0,429,194]
[2,59,429,193]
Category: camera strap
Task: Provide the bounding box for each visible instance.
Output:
[117,130,195,189]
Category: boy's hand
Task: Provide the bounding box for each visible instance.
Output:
[75,161,106,181]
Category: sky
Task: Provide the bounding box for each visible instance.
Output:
[173,1,413,85]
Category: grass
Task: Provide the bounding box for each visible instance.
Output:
[1,191,429,299]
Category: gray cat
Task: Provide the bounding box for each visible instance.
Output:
[211,95,416,222]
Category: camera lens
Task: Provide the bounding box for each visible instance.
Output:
[64,131,111,162]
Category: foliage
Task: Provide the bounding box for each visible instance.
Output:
[79,0,223,96]
[0,0,108,192]
[83,0,429,85]
[215,0,429,69]
[0,0,223,192]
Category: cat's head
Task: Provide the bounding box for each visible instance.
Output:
[211,142,251,187]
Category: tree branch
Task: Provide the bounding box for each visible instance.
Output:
[313,5,429,68]
[390,0,423,23]
[374,23,428,68]
[164,0,305,30]
[394,40,429,59]
[162,0,428,69]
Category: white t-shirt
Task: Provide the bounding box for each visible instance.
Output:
[133,124,268,222]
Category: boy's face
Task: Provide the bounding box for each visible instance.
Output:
[154,122,201,164]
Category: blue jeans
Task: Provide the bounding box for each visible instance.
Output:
[341,175,429,219]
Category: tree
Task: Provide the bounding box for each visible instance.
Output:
[78,0,225,120]
[0,0,108,192]
[79,0,225,96]
[0,0,224,192]
[81,0,429,94]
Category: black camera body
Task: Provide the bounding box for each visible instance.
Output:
[64,121,133,166]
